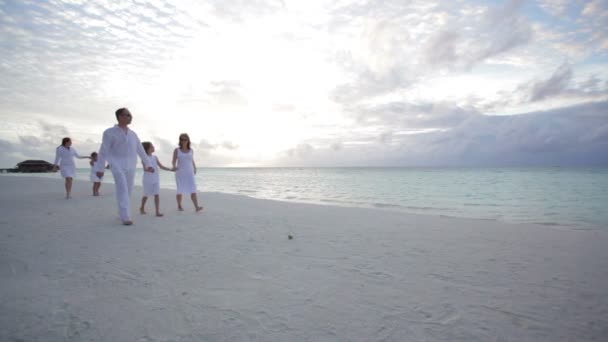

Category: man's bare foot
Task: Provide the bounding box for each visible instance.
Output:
[140,208,146,214]
[178,206,184,211]
[123,220,133,226]
[156,212,164,217]
[196,206,203,212]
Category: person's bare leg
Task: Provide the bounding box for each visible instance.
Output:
[140,196,147,214]
[65,177,73,199]
[94,182,101,196]
[176,194,184,211]
[191,193,203,212]
[154,195,163,217]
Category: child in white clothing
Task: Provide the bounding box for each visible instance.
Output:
[89,152,103,196]
[140,142,174,217]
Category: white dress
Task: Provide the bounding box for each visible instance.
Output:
[175,148,197,195]
[142,155,160,196]
[90,161,102,182]
[54,146,80,178]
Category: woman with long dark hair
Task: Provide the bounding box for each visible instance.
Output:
[172,133,203,212]
[53,137,90,199]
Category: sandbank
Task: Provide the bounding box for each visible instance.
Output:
[0,175,607,341]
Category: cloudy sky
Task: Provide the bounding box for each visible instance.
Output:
[1,0,607,168]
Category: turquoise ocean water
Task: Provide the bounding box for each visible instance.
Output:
[20,167,608,230]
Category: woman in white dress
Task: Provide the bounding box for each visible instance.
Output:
[172,133,203,212]
[53,137,90,199]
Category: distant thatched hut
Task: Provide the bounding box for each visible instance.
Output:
[15,160,55,173]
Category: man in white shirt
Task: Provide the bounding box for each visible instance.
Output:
[96,108,154,225]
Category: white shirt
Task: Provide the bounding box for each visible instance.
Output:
[143,155,160,183]
[54,146,80,166]
[96,125,150,172]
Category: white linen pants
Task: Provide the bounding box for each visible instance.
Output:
[111,167,136,221]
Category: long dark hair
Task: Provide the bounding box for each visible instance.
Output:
[178,133,191,150]
[60,137,71,147]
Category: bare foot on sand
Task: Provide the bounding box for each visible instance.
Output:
[140,208,146,214]
[156,212,164,217]
[123,220,133,226]
[196,206,203,212]
[178,206,184,211]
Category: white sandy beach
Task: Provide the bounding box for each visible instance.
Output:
[0,175,607,341]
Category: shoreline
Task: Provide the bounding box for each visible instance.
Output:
[1,172,604,231]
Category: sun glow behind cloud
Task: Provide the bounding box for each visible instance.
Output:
[115,7,352,164]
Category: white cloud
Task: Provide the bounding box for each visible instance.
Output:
[537,0,571,17]
[276,101,608,167]
[0,0,607,167]
[526,62,573,102]
[329,0,533,107]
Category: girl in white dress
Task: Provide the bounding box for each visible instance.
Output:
[89,152,103,196]
[172,133,203,212]
[53,137,90,199]
[140,142,174,217]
